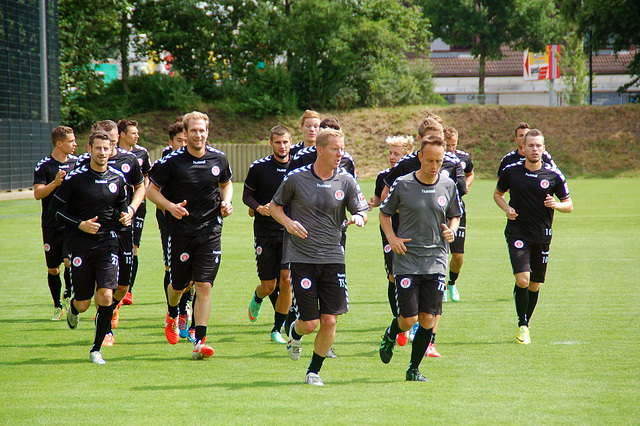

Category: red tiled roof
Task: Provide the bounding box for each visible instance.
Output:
[426,45,635,77]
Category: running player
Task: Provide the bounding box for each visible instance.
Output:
[244,125,293,344]
[269,128,369,386]
[33,126,77,320]
[494,129,572,344]
[290,110,321,156]
[50,130,132,364]
[378,135,462,382]
[148,111,233,360]
[117,119,152,305]
[497,122,555,177]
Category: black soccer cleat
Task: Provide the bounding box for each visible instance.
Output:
[379,330,395,364]
[406,368,429,382]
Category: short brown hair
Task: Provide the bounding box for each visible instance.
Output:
[515,122,531,137]
[51,126,74,146]
[89,130,111,147]
[117,119,138,135]
[316,128,344,148]
[420,135,445,152]
[91,120,117,133]
[270,125,290,141]
[320,117,341,131]
[168,121,184,140]
[300,109,321,127]
[523,128,544,144]
[443,126,458,142]
[418,118,444,138]
[182,111,209,131]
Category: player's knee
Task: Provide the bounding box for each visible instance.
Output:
[298,319,319,334]
[529,282,541,292]
[320,315,337,331]
[262,280,277,295]
[398,315,417,331]
[133,246,139,256]
[63,258,71,268]
[48,267,61,275]
[452,253,464,264]
[74,299,91,313]
[388,273,395,282]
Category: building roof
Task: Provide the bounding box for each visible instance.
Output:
[426,45,636,77]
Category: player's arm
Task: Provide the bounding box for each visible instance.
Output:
[380,185,390,203]
[346,211,368,227]
[49,195,101,234]
[219,180,233,217]
[33,170,67,200]
[242,185,267,216]
[465,170,475,191]
[380,211,410,255]
[269,200,308,238]
[493,188,517,220]
[544,195,573,213]
[147,182,188,219]
[368,195,381,210]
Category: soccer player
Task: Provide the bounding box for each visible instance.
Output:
[33,126,77,320]
[497,122,555,177]
[290,110,321,156]
[494,129,572,344]
[49,130,132,364]
[269,128,369,386]
[378,135,462,382]
[117,119,152,305]
[243,125,293,344]
[147,111,233,360]
[369,135,414,346]
[444,126,475,302]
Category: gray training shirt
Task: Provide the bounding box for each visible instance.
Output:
[273,165,369,264]
[380,172,463,276]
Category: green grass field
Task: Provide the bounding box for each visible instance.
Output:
[1,178,639,424]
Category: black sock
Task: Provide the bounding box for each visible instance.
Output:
[179,291,190,316]
[290,322,303,341]
[449,271,459,285]
[130,255,138,292]
[387,317,401,338]
[168,303,179,319]
[47,273,62,308]
[70,298,79,315]
[254,291,263,304]
[195,325,207,342]
[388,281,397,317]
[163,271,170,302]
[91,305,113,353]
[110,297,121,310]
[63,267,72,298]
[409,326,432,370]
[526,290,539,326]
[430,332,436,344]
[514,285,529,327]
[190,293,197,329]
[308,351,325,374]
[268,286,279,309]
[273,312,287,333]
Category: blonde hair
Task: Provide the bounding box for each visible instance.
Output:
[385,135,414,155]
[443,126,458,142]
[182,111,210,131]
[316,128,344,148]
[300,109,321,127]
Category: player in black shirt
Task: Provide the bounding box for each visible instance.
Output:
[290,110,321,156]
[494,129,573,345]
[497,122,555,177]
[117,119,152,305]
[33,126,78,320]
[148,111,233,360]
[49,131,132,364]
[244,125,293,344]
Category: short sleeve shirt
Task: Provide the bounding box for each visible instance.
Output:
[455,149,474,174]
[384,150,466,196]
[33,155,78,228]
[380,173,463,275]
[244,155,289,237]
[272,165,368,264]
[497,150,555,177]
[131,145,152,175]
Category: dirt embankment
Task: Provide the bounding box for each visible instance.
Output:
[131,104,640,179]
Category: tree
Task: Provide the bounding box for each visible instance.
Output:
[419,0,561,102]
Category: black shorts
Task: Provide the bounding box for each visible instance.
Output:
[395,274,445,317]
[507,238,550,283]
[161,231,169,267]
[117,230,134,288]
[290,263,348,321]
[381,233,393,277]
[42,227,69,269]
[133,203,146,247]
[449,211,466,254]
[169,232,221,290]
[254,236,287,281]
[70,247,119,301]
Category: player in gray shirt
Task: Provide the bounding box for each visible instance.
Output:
[378,136,462,382]
[270,128,368,386]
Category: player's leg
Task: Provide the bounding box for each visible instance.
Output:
[406,275,441,382]
[525,243,549,335]
[43,228,65,319]
[447,212,466,302]
[90,249,117,364]
[380,275,419,364]
[508,238,533,344]
[287,263,319,362]
[126,208,146,304]
[165,235,190,345]
[271,268,292,343]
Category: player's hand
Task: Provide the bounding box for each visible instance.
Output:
[441,223,455,243]
[346,213,365,227]
[119,206,134,226]
[368,197,375,210]
[168,200,189,219]
[79,216,101,234]
[389,235,411,256]
[506,207,518,220]
[221,201,233,217]
[256,204,270,217]
[54,170,66,186]
[543,194,556,209]
[286,221,308,239]
[248,208,255,217]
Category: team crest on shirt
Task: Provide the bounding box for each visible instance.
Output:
[72,256,82,267]
[211,165,220,176]
[121,163,131,173]
[108,183,118,193]
[400,277,411,289]
[437,196,447,207]
[540,179,549,189]
[256,246,263,255]
[440,170,450,178]
[384,244,391,253]
[514,240,524,249]
[334,190,345,201]
[180,252,190,262]
[44,243,51,252]
[461,161,466,169]
[138,158,143,166]
[300,278,312,290]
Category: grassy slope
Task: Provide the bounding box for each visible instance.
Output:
[127,104,640,178]
[1,179,639,423]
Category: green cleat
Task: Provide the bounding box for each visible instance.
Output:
[448,284,460,302]
[248,295,262,322]
[271,331,287,344]
[379,330,395,364]
[406,368,429,382]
